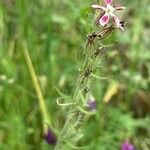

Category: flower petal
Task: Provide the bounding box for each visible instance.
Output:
[99,14,110,26]
[95,12,105,25]
[104,0,112,5]
[91,4,106,11]
[112,15,124,31]
[115,6,126,11]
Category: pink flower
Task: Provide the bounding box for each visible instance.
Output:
[92,0,125,30]
[121,141,136,150]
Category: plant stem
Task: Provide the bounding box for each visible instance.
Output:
[22,41,51,125]
[54,46,95,150]
[55,26,115,149]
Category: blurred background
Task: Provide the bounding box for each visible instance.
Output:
[0,0,150,149]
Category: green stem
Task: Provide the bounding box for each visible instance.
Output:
[55,46,95,149]
[22,41,51,126]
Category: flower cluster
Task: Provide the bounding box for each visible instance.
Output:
[92,0,125,30]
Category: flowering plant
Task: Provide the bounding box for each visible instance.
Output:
[54,0,126,149]
[92,0,126,30]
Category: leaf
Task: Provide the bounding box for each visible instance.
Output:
[77,106,96,115]
[54,87,72,102]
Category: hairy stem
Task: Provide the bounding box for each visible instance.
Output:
[55,26,115,149]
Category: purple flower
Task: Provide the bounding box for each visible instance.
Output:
[92,0,126,30]
[121,141,136,150]
[44,128,57,144]
[87,99,96,110]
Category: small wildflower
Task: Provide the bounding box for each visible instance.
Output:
[44,128,57,144]
[92,0,125,30]
[87,99,96,110]
[121,141,136,150]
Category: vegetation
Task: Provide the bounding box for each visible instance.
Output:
[0,0,149,149]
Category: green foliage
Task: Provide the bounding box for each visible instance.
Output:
[0,0,149,149]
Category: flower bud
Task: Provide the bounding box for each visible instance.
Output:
[87,99,96,110]
[44,128,57,144]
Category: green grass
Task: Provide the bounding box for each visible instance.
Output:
[0,0,150,149]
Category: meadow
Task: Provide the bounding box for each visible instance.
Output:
[0,0,149,149]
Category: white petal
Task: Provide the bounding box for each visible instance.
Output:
[91,5,106,11]
[112,14,124,31]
